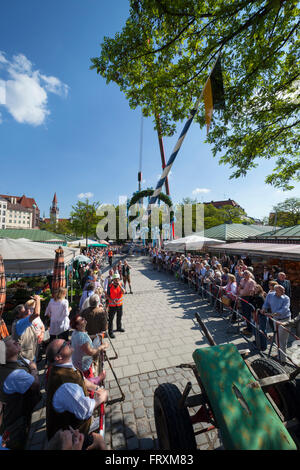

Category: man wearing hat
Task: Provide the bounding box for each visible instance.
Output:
[107,273,125,339]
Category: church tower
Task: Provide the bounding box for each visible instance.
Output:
[50,193,59,225]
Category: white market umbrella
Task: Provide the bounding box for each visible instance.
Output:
[163,235,223,252]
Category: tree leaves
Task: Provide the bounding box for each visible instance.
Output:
[91,0,300,189]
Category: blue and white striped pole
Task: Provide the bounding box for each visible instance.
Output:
[146,52,222,218]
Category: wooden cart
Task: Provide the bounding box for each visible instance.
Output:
[154,313,300,450]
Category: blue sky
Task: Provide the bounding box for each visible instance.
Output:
[0,0,298,221]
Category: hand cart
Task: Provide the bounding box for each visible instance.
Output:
[154,312,300,450]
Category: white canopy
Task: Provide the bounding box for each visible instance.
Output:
[163,234,223,252]
[0,238,79,275]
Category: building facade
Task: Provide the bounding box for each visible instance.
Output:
[0,197,7,229]
[0,194,40,229]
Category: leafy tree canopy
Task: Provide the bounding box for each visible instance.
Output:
[271,197,300,226]
[40,219,73,236]
[91,0,300,189]
[70,199,101,241]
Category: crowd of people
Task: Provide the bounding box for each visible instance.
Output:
[148,247,298,364]
[0,243,298,450]
[0,246,131,450]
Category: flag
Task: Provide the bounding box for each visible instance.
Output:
[203,56,225,133]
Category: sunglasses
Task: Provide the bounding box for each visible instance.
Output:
[56,340,70,356]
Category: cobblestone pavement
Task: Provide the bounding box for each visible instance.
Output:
[27,255,288,450]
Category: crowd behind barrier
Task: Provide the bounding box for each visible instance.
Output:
[0,246,126,450]
[147,246,299,366]
[1,243,299,450]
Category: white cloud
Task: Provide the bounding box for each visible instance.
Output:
[192,188,211,195]
[78,192,94,199]
[0,80,5,105]
[0,51,8,65]
[40,74,69,97]
[0,52,69,126]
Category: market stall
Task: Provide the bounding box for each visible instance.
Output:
[164,234,223,252]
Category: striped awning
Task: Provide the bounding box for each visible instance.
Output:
[52,246,66,294]
[0,254,9,339]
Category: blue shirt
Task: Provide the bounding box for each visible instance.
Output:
[15,316,31,337]
[263,292,291,320]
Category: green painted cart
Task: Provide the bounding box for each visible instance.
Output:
[154,313,300,450]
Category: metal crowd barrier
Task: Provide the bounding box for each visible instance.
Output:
[152,256,300,367]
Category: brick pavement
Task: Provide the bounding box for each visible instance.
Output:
[26,255,272,450]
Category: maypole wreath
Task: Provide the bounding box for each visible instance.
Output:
[129,189,174,218]
[128,189,174,241]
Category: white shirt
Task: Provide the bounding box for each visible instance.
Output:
[3,358,34,395]
[52,362,95,420]
[45,299,70,336]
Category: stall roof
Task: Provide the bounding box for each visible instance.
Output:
[0,228,76,243]
[0,238,79,276]
[209,242,300,260]
[202,224,276,242]
[247,225,300,240]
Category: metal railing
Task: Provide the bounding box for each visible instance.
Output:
[152,256,300,367]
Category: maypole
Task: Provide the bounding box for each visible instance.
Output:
[146,52,224,219]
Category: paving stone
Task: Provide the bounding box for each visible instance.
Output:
[129,382,140,392]
[130,375,139,383]
[109,380,119,389]
[149,419,157,434]
[119,377,130,386]
[157,369,167,377]
[148,371,158,379]
[139,380,149,389]
[123,413,135,426]
[133,399,144,409]
[133,390,144,400]
[136,419,151,437]
[111,413,123,424]
[157,376,168,385]
[122,401,133,414]
[123,387,133,399]
[142,387,154,397]
[148,378,158,386]
[112,433,126,449]
[139,373,149,381]
[134,407,145,419]
[145,407,155,419]
[143,395,154,408]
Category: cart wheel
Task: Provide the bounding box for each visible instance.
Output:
[250,358,299,421]
[154,383,197,450]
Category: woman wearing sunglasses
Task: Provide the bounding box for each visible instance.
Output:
[70,315,108,386]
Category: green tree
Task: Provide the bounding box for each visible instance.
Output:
[218,204,249,224]
[91,0,300,189]
[271,197,300,226]
[70,199,101,246]
[40,219,73,236]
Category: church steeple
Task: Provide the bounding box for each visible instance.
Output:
[50,193,59,225]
